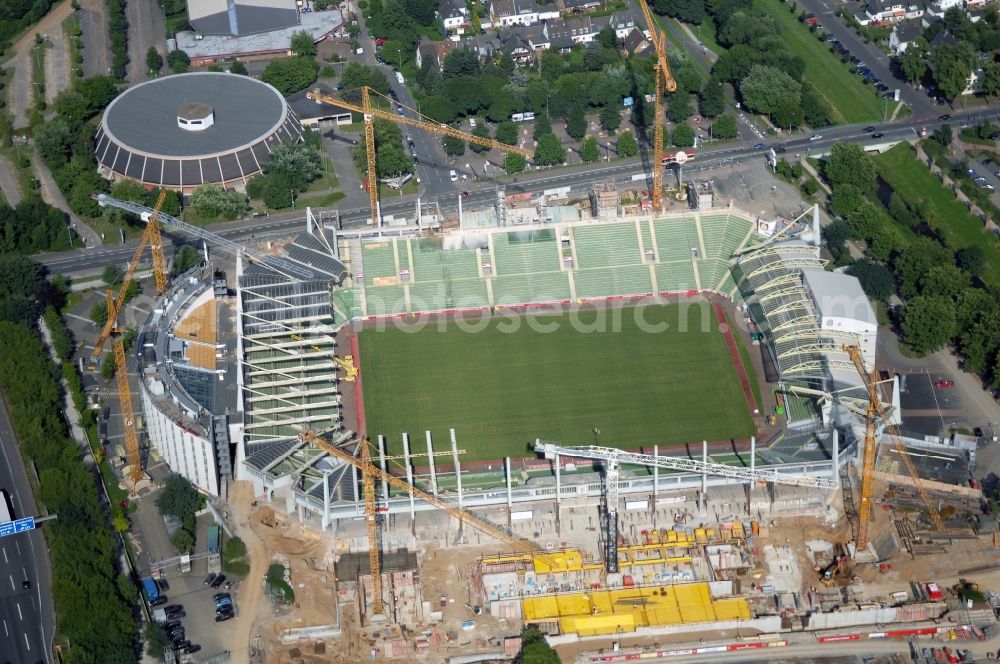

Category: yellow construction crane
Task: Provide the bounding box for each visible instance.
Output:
[91,190,169,490]
[844,345,945,552]
[636,0,676,212]
[306,87,534,227]
[300,432,548,618]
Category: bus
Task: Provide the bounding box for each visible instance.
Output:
[0,489,13,524]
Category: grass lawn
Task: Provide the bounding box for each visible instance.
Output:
[295,156,345,207]
[875,143,1000,286]
[754,0,883,124]
[360,304,756,461]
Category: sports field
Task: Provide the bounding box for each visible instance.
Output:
[359,303,756,461]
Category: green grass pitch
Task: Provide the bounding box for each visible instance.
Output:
[359,304,756,461]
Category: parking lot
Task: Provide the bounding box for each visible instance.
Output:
[132,499,239,661]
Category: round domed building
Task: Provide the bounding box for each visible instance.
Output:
[95,72,303,193]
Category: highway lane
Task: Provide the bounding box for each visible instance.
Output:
[0,397,53,664]
[31,105,1000,277]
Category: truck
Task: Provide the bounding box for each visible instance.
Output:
[142,577,161,603]
[0,489,12,524]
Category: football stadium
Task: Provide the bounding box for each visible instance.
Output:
[230,202,870,534]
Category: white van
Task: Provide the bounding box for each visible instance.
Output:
[395,71,405,84]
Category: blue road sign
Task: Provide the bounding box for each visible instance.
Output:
[0,517,34,539]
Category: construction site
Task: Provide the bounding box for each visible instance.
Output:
[87,17,1000,661]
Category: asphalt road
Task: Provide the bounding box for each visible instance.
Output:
[31,104,1000,277]
[0,397,53,664]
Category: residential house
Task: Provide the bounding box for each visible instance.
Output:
[888,21,924,53]
[499,26,537,62]
[923,0,963,18]
[464,33,502,58]
[563,0,602,13]
[606,10,639,39]
[415,36,458,69]
[622,26,651,55]
[861,0,923,25]
[490,0,560,26]
[439,0,469,33]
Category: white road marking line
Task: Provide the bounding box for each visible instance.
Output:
[21,569,26,580]
[24,631,30,649]
[3,618,7,636]
[8,575,12,591]
[16,603,22,620]
[2,547,6,563]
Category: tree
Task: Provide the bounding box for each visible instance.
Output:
[653,0,705,24]
[597,26,617,49]
[901,295,957,354]
[667,89,694,123]
[600,105,621,132]
[495,121,518,146]
[156,474,204,519]
[671,123,695,147]
[934,123,953,147]
[847,259,895,301]
[90,300,108,327]
[515,626,559,664]
[982,62,1000,99]
[266,142,322,191]
[172,246,203,275]
[145,620,172,661]
[800,84,830,128]
[617,130,638,157]
[190,185,247,219]
[931,42,975,101]
[711,113,738,139]
[505,152,526,174]
[919,264,967,298]
[469,123,492,153]
[262,172,294,209]
[145,47,162,74]
[102,264,122,285]
[823,218,852,260]
[230,60,248,75]
[738,65,801,120]
[534,133,566,166]
[699,81,725,118]
[167,49,190,74]
[898,38,928,83]
[826,142,876,194]
[290,30,317,57]
[580,135,600,162]
[565,105,587,141]
[261,57,319,95]
[956,245,986,276]
[893,237,954,298]
[533,112,552,141]
[35,121,73,167]
[444,135,466,156]
[170,529,194,554]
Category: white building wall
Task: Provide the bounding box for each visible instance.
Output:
[141,385,220,496]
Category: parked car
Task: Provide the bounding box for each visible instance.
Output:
[215,612,234,622]
[938,114,952,121]
[753,143,766,150]
[157,579,170,592]
[968,167,977,175]
[449,170,458,182]
[204,573,217,586]
[981,183,995,190]
[150,595,168,607]
[210,574,227,589]
[974,176,987,183]
[184,645,202,655]
[162,621,181,631]
[933,379,955,388]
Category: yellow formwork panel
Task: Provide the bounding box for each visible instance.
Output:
[714,598,752,620]
[680,604,713,623]
[646,604,683,626]
[674,582,709,607]
[564,614,637,636]
[522,596,560,621]
[556,593,590,616]
[591,592,614,615]
[532,549,584,574]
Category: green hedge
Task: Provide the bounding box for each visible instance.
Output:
[0,322,138,661]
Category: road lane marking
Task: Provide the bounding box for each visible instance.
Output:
[17,603,22,620]
[22,568,26,580]
[2,547,6,563]
[3,618,7,635]
[24,631,30,649]
[8,575,12,590]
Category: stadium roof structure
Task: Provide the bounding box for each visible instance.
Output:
[735,241,860,387]
[95,72,302,191]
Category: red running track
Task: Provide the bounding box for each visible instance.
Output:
[712,302,760,418]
